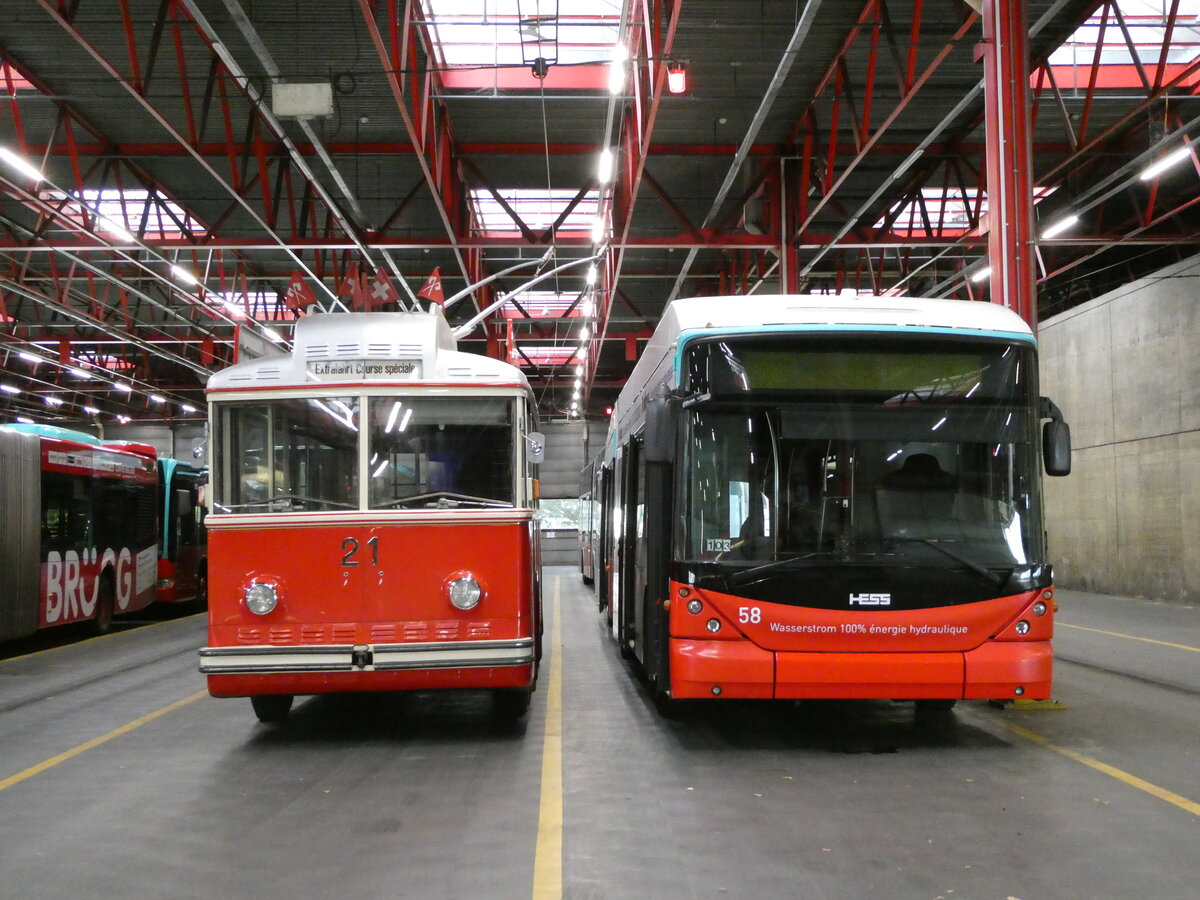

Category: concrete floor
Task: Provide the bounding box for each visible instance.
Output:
[0,571,1197,899]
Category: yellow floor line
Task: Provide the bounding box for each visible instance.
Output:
[1006,723,1200,817]
[0,612,204,666]
[1058,622,1199,653]
[531,581,563,900]
[0,691,207,793]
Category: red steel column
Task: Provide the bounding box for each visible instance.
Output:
[982,0,1037,327]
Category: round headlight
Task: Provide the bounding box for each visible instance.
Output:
[706,618,721,633]
[1014,619,1031,635]
[687,599,703,615]
[244,582,278,616]
[1032,601,1047,617]
[448,576,482,610]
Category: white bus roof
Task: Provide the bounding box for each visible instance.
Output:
[658,294,1033,342]
[207,311,530,393]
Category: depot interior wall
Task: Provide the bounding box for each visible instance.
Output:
[56,419,207,461]
[1038,253,1200,603]
[539,418,607,567]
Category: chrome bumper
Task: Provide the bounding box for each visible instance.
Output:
[198,637,535,675]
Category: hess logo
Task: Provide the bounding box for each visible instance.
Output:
[849,592,892,607]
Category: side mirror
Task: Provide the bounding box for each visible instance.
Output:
[645,387,680,463]
[526,431,546,465]
[1040,396,1071,476]
[1043,420,1071,476]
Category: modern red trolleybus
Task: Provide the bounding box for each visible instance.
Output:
[0,424,160,642]
[198,311,544,722]
[590,295,1071,712]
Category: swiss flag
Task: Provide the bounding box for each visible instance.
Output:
[284,271,317,311]
[337,263,366,310]
[416,267,444,307]
[367,268,401,309]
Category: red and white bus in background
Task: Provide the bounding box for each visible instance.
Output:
[589,295,1071,712]
[0,424,159,642]
[198,311,544,723]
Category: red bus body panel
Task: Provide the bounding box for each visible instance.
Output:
[35,437,158,627]
[202,512,539,698]
[667,580,1053,700]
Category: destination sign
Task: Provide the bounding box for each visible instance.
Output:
[308,359,422,378]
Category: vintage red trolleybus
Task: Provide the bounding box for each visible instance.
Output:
[198,311,544,722]
[590,295,1072,713]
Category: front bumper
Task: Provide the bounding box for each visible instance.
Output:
[198,637,535,675]
[668,638,1053,700]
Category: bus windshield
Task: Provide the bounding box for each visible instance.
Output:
[216,395,517,512]
[682,336,1044,576]
[366,396,515,509]
[218,397,360,511]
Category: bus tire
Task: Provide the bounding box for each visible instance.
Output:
[193,568,208,613]
[92,577,115,636]
[493,688,532,720]
[250,694,294,723]
[915,699,957,713]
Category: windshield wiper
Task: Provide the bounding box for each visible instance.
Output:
[379,491,513,509]
[223,494,357,510]
[891,538,1006,587]
[271,493,356,509]
[729,552,832,587]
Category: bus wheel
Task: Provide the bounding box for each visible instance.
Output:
[250,694,294,723]
[193,570,208,613]
[493,688,532,720]
[653,688,678,718]
[92,579,115,636]
[915,699,957,713]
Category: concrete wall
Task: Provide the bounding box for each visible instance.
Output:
[1039,253,1200,603]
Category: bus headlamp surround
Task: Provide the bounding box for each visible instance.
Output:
[448,575,483,611]
[244,582,279,616]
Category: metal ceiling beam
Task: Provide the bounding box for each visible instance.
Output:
[662,0,824,305]
[981,0,1037,325]
[357,0,478,313]
[594,0,681,402]
[32,0,342,309]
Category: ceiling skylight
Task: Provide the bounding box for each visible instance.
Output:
[1047,1,1200,87]
[501,290,587,318]
[40,188,205,241]
[880,187,1057,238]
[470,187,599,235]
[419,0,622,89]
[421,0,621,67]
[510,343,585,368]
